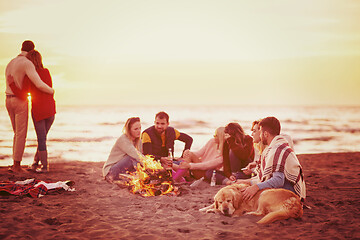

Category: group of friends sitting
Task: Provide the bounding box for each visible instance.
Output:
[102,111,306,201]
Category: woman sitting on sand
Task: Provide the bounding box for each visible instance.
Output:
[102,117,143,183]
[208,122,254,185]
[177,127,226,180]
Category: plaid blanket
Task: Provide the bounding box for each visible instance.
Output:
[0,179,48,198]
[256,135,306,200]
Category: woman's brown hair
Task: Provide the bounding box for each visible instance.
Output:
[26,50,44,69]
[123,117,141,149]
[225,122,245,146]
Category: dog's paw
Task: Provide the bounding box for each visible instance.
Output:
[245,211,262,216]
[199,204,214,212]
[206,209,216,213]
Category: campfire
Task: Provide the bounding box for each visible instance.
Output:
[116,155,177,197]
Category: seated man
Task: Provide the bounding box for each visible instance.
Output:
[243,119,295,175]
[142,111,193,169]
[238,117,306,201]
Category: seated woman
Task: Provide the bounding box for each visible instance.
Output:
[207,122,254,185]
[242,120,265,175]
[178,127,225,180]
[102,117,143,183]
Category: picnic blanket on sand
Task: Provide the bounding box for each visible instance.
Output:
[0,179,75,198]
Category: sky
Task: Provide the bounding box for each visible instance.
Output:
[0,0,359,107]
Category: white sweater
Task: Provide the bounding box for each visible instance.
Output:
[102,134,142,177]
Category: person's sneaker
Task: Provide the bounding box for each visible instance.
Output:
[36,168,48,173]
[31,163,39,171]
[27,164,39,172]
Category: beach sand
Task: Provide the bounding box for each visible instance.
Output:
[1,152,359,240]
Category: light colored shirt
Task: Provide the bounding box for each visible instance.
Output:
[5,52,54,95]
[102,134,143,177]
[189,138,223,170]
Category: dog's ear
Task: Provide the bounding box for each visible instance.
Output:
[232,189,243,209]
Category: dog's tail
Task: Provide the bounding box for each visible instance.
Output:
[257,197,303,224]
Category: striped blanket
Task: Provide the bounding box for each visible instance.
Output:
[256,135,306,200]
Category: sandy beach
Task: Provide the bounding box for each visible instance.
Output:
[1,152,359,240]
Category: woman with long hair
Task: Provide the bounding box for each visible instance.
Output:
[210,122,254,185]
[178,127,226,179]
[102,117,143,183]
[10,50,56,172]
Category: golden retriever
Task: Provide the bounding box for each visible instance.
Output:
[199,183,303,224]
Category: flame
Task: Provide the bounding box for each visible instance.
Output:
[127,155,174,197]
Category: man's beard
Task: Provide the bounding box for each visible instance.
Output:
[156,128,165,134]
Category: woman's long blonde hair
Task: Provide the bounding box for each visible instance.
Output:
[123,117,141,150]
[215,127,226,154]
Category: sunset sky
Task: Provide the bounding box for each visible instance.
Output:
[0,0,359,106]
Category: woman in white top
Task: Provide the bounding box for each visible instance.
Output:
[178,127,225,179]
[103,117,143,183]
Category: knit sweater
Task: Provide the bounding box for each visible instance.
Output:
[102,134,142,177]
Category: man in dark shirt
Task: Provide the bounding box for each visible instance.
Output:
[142,111,193,168]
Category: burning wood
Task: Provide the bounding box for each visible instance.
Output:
[115,155,178,197]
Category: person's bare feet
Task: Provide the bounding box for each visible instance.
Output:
[8,165,25,173]
[8,161,25,173]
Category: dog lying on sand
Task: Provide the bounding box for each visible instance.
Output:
[199,183,303,224]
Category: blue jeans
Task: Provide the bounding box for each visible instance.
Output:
[108,155,137,180]
[32,115,55,151]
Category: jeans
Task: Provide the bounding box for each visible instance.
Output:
[229,150,242,172]
[204,150,250,185]
[6,97,28,162]
[32,114,55,151]
[107,155,137,180]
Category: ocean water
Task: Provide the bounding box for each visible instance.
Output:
[1,105,360,167]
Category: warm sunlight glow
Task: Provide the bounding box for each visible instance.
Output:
[1,0,359,106]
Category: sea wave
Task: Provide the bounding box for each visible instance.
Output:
[298,136,336,142]
[49,136,115,143]
[1,105,360,166]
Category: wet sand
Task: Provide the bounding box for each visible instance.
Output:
[1,152,359,239]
